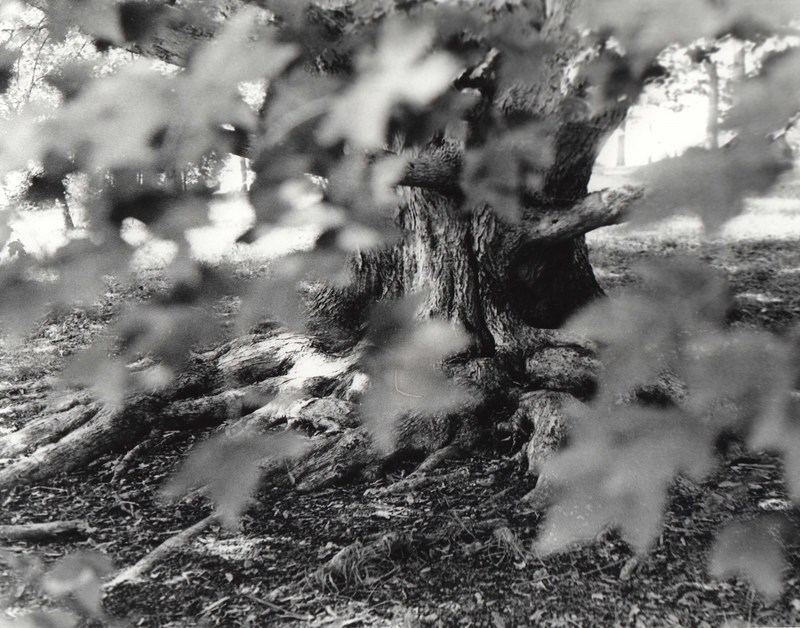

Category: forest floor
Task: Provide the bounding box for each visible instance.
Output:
[4,191,800,625]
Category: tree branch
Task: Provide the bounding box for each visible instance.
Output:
[396,150,462,195]
[523,185,644,243]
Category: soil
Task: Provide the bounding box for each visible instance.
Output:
[4,218,800,626]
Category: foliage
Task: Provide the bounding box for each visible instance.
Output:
[1,547,114,625]
[0,0,799,612]
[163,431,309,528]
[536,260,793,558]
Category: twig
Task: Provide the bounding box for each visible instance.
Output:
[0,520,90,541]
[104,515,216,590]
[243,593,312,621]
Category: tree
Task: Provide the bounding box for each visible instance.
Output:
[0,0,639,484]
[1,0,799,599]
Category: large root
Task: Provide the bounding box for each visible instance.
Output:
[0,329,357,489]
[0,321,611,493]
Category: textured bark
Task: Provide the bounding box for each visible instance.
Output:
[0,0,639,492]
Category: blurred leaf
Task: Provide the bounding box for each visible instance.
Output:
[550,256,800,562]
[162,431,309,528]
[485,10,552,90]
[26,8,297,176]
[631,140,791,230]
[63,344,129,409]
[360,296,471,452]
[237,248,349,333]
[187,7,297,86]
[0,238,132,340]
[41,551,114,618]
[574,0,719,62]
[536,404,716,555]
[572,0,789,71]
[46,62,172,171]
[0,548,45,585]
[567,259,729,401]
[325,152,406,223]
[41,0,124,43]
[579,54,662,112]
[462,121,552,219]
[167,8,298,165]
[683,330,793,433]
[777,424,800,503]
[319,18,460,149]
[544,260,756,554]
[709,516,793,601]
[261,69,340,149]
[116,303,221,370]
[6,611,78,628]
[567,293,675,399]
[726,49,800,138]
[634,257,730,325]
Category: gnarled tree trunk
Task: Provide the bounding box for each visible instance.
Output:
[0,0,642,493]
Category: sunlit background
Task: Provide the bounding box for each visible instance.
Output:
[1,2,799,266]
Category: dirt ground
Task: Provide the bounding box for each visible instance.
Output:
[4,203,800,626]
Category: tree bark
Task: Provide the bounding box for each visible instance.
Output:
[0,0,640,493]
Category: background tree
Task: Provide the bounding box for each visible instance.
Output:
[0,0,799,600]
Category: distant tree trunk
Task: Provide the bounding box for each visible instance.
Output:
[734,42,747,82]
[616,118,627,167]
[240,156,249,192]
[705,59,720,150]
[61,202,75,231]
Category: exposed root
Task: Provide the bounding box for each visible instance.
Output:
[415,444,463,474]
[0,400,45,420]
[104,515,216,590]
[0,328,362,490]
[521,473,556,511]
[0,314,620,495]
[517,390,578,475]
[365,466,469,497]
[285,428,382,492]
[111,430,186,486]
[525,347,600,398]
[365,445,464,496]
[229,395,358,436]
[310,531,412,591]
[0,398,99,459]
[0,520,90,541]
